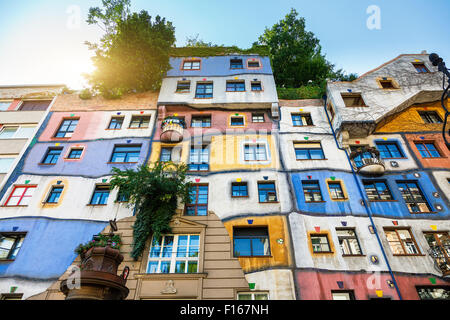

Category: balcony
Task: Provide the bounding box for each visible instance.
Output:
[349,147,385,176]
[160,117,186,143]
[428,245,450,279]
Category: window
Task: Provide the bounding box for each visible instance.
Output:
[185,185,208,216]
[232,182,248,197]
[67,148,83,159]
[176,81,190,93]
[415,142,441,158]
[0,233,25,260]
[417,287,450,300]
[18,100,51,111]
[0,127,18,139]
[363,180,393,201]
[247,60,260,68]
[55,119,78,138]
[337,229,362,256]
[237,292,269,300]
[350,145,374,167]
[230,59,243,69]
[310,234,331,253]
[147,234,199,274]
[302,181,323,202]
[182,60,200,70]
[413,63,429,73]
[331,290,355,300]
[230,116,245,126]
[251,81,262,91]
[108,117,123,130]
[0,158,15,173]
[191,116,211,128]
[384,228,420,255]
[328,182,346,200]
[188,144,209,171]
[379,79,396,89]
[424,232,450,275]
[116,189,130,202]
[294,142,325,160]
[129,115,150,128]
[0,101,11,111]
[226,81,245,92]
[42,147,63,164]
[244,144,267,161]
[160,147,173,162]
[252,113,265,123]
[0,293,23,300]
[5,185,36,206]
[341,93,366,107]
[376,142,404,159]
[110,145,141,163]
[258,182,277,203]
[291,113,313,126]
[90,185,110,205]
[195,82,213,98]
[46,186,63,203]
[419,111,442,124]
[397,181,432,213]
[233,227,270,257]
[327,102,335,121]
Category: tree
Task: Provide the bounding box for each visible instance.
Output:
[109,162,192,260]
[185,34,219,48]
[85,0,176,98]
[257,8,357,88]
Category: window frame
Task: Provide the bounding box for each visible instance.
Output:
[89,184,110,206]
[331,290,356,300]
[0,232,26,261]
[415,141,442,158]
[341,93,367,107]
[327,181,347,201]
[412,63,430,73]
[396,180,432,213]
[110,144,142,164]
[188,144,210,171]
[54,118,79,138]
[41,147,63,165]
[294,142,325,160]
[310,233,332,253]
[233,227,271,257]
[257,182,278,203]
[107,116,124,130]
[244,143,268,162]
[301,180,324,202]
[384,227,422,256]
[363,180,394,201]
[195,82,213,99]
[336,228,363,256]
[237,292,269,300]
[129,115,150,129]
[190,115,211,128]
[181,60,201,70]
[291,113,314,127]
[251,81,262,92]
[230,116,245,127]
[418,111,442,124]
[4,185,37,207]
[226,81,246,92]
[185,184,208,216]
[66,147,84,160]
[230,59,243,69]
[176,81,191,93]
[45,185,64,204]
[231,182,249,198]
[146,234,200,274]
[376,141,405,159]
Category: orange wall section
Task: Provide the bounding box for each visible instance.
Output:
[375,100,448,133]
[223,215,293,273]
[405,133,450,169]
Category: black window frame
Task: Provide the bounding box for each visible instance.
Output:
[418,111,442,124]
[42,147,63,165]
[231,182,248,198]
[396,180,432,213]
[107,117,124,130]
[195,82,213,99]
[0,232,26,261]
[46,186,64,204]
[301,180,323,202]
[67,148,84,159]
[257,182,277,203]
[89,185,110,205]
[55,119,79,138]
[363,180,394,201]
[233,227,271,257]
[336,228,363,256]
[376,142,405,159]
[110,144,142,163]
[176,81,191,93]
[230,59,243,69]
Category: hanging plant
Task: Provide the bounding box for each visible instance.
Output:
[109,162,191,260]
[74,234,122,256]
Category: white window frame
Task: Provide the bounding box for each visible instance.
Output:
[146,234,200,274]
[240,140,271,165]
[237,292,269,300]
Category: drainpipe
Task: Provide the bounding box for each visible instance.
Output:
[322,94,403,300]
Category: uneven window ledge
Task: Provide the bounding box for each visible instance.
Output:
[107,162,139,165]
[408,211,438,214]
[105,128,122,131]
[258,201,279,204]
[312,251,334,254]
[231,196,249,199]
[296,158,328,161]
[342,254,366,257]
[86,204,108,207]
[135,273,208,279]
[128,127,149,129]
[305,201,326,203]
[369,200,398,202]
[0,259,15,263]
[38,163,57,166]
[0,205,28,208]
[392,254,425,257]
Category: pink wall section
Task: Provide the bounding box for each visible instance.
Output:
[38,111,106,141]
[295,270,449,300]
[156,105,276,140]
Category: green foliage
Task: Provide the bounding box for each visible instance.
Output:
[185,34,220,48]
[78,88,94,100]
[170,45,270,58]
[85,1,175,99]
[75,234,122,255]
[109,162,191,260]
[277,85,325,100]
[257,8,357,87]
[60,86,75,95]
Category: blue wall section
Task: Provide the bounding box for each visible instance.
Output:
[166,56,273,77]
[21,138,151,178]
[0,217,107,280]
[291,170,449,219]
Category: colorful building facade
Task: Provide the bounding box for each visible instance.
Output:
[0,52,449,300]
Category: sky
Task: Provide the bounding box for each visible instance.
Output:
[0,0,449,89]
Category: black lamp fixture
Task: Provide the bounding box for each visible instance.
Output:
[429,53,450,149]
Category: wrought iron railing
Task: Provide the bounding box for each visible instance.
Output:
[349,147,385,174]
[428,245,450,276]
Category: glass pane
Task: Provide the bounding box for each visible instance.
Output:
[254,294,268,300]
[175,261,186,273]
[234,238,252,256]
[251,237,270,256]
[0,158,15,173]
[187,261,198,273]
[147,261,158,273]
[238,294,252,300]
[160,261,171,273]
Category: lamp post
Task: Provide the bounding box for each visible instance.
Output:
[429,53,450,149]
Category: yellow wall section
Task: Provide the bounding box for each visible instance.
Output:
[376,100,448,133]
[224,215,292,273]
[149,134,279,171]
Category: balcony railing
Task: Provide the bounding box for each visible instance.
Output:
[428,245,450,278]
[349,147,385,176]
[160,117,186,143]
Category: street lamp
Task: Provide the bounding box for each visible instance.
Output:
[429,53,450,148]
